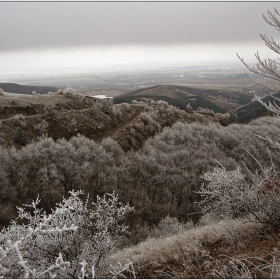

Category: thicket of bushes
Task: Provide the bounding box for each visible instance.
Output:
[1,114,280,242]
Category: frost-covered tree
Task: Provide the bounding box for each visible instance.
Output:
[237,8,280,92]
[0,88,4,96]
[198,7,280,228]
[237,8,280,166]
[0,190,134,278]
[198,161,280,228]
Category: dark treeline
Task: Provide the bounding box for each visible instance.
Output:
[1,116,280,244]
[236,92,280,123]
[0,83,58,95]
[114,94,226,113]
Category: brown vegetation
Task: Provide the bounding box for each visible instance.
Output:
[110,218,280,278]
[0,92,206,151]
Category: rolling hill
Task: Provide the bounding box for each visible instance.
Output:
[114,85,229,113]
[235,92,280,123]
[0,90,207,151]
[0,82,58,95]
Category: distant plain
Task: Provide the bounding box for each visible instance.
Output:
[0,62,266,98]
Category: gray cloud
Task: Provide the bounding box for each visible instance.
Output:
[0,2,280,52]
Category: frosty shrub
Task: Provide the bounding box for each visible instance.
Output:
[101,100,113,114]
[0,190,134,278]
[131,100,140,104]
[196,107,215,117]
[68,117,78,134]
[54,87,80,98]
[63,87,76,98]
[148,215,194,238]
[156,100,169,106]
[0,88,4,96]
[11,114,26,128]
[198,162,280,228]
[139,112,161,131]
[35,119,49,136]
[186,103,194,113]
[111,105,123,120]
[216,113,237,126]
[44,104,57,122]
[198,166,248,219]
[121,103,132,110]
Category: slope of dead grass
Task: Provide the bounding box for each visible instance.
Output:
[110,218,280,278]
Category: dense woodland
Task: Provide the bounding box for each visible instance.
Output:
[0,103,280,236]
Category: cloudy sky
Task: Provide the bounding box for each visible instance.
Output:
[0,1,280,74]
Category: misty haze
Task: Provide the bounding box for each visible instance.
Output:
[1,2,280,279]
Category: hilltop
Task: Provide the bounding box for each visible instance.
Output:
[114,84,280,124]
[0,82,58,95]
[0,89,208,151]
[114,84,254,113]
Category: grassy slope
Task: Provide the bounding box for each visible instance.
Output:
[110,218,279,278]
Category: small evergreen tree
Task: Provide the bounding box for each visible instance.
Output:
[13,127,27,146]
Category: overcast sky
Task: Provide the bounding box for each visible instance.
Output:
[1,1,280,74]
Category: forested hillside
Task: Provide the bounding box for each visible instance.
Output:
[1,80,280,277]
[0,82,58,95]
[0,113,279,234]
[1,88,211,148]
[114,84,251,113]
[236,92,280,123]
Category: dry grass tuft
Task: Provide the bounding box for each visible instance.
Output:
[109,218,264,278]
